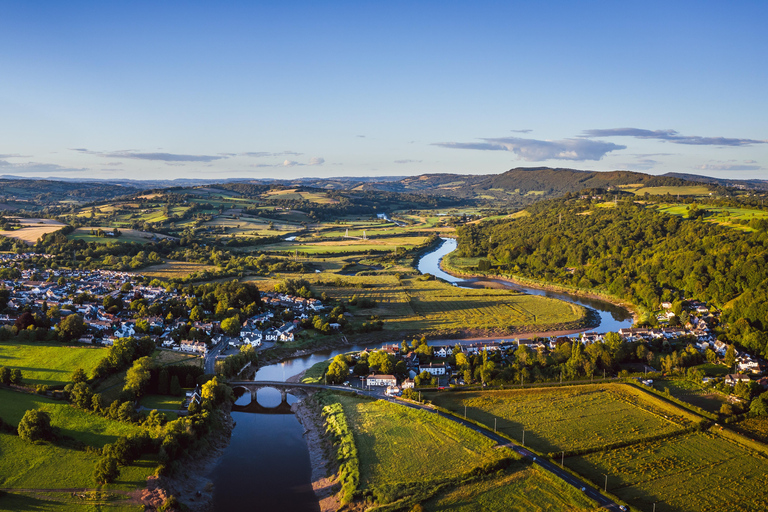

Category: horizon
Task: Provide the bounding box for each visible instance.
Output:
[1,1,766,181]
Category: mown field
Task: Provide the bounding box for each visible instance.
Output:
[733,416,768,444]
[259,235,430,254]
[423,465,600,512]
[426,384,696,455]
[568,431,768,512]
[630,185,712,196]
[0,218,65,245]
[133,260,218,279]
[336,394,515,504]
[652,379,729,414]
[68,227,175,245]
[139,394,182,411]
[0,341,107,387]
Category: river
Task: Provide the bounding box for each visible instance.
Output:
[206,237,634,510]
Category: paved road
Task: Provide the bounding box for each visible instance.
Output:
[204,340,227,374]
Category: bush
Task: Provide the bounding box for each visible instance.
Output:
[93,455,120,484]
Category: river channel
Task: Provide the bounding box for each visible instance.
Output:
[206,237,634,510]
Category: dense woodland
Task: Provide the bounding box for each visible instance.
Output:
[457,195,768,356]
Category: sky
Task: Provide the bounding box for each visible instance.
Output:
[0,1,766,182]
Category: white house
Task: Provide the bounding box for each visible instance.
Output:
[419,363,447,376]
[366,374,397,387]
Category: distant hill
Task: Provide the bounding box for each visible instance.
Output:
[0,178,138,209]
[661,172,768,191]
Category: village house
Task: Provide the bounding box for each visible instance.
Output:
[180,339,208,355]
[366,374,398,387]
[724,374,751,386]
[419,363,447,376]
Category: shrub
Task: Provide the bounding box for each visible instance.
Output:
[17,409,53,443]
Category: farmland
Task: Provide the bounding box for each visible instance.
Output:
[654,204,768,231]
[652,379,729,414]
[0,341,107,387]
[308,273,590,336]
[423,466,599,512]
[0,218,65,245]
[68,227,176,244]
[568,431,768,512]
[426,384,695,454]
[335,394,515,504]
[0,388,143,447]
[134,260,218,279]
[629,185,713,196]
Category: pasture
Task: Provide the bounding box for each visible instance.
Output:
[259,234,430,254]
[630,185,712,196]
[568,431,768,512]
[0,341,106,387]
[424,466,600,512]
[426,384,694,454]
[134,260,218,279]
[0,388,143,447]
[68,227,176,244]
[655,204,768,231]
[336,394,514,504]
[0,218,65,245]
[652,379,729,414]
[140,394,182,411]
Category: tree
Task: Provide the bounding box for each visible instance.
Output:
[117,401,136,422]
[170,375,182,396]
[93,456,120,484]
[201,376,231,406]
[750,392,768,417]
[158,369,170,395]
[221,315,241,336]
[18,409,53,443]
[326,359,349,384]
[58,313,86,342]
[725,344,736,370]
[71,368,87,383]
[123,357,154,399]
[190,305,204,322]
[10,369,22,385]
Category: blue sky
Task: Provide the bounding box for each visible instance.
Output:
[0,1,765,181]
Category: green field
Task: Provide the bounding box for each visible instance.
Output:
[652,379,729,414]
[426,384,696,455]
[133,260,218,279]
[0,388,155,510]
[68,227,175,245]
[568,431,768,512]
[139,394,182,411]
[424,466,599,512]
[336,394,515,504]
[0,342,107,387]
[733,416,768,444]
[631,186,713,196]
[655,204,768,231]
[0,388,143,447]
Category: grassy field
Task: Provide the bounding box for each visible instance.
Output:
[336,394,514,504]
[0,218,65,245]
[0,388,143,447]
[152,350,201,367]
[0,388,155,509]
[424,466,600,512]
[426,384,696,455]
[568,431,768,512]
[733,416,768,444]
[314,274,588,335]
[133,260,218,279]
[654,204,768,231]
[652,379,729,414]
[0,341,107,387]
[139,394,182,410]
[68,227,176,244]
[259,235,430,254]
[631,186,712,196]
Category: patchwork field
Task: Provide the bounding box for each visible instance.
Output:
[568,431,768,512]
[424,466,599,512]
[0,341,107,387]
[0,218,65,245]
[336,394,514,503]
[426,384,696,455]
[655,204,768,231]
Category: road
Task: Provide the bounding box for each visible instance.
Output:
[204,339,227,374]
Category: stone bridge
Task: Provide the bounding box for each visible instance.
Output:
[228,381,352,415]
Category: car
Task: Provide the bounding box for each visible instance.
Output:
[532,457,537,462]
[581,487,586,492]
[619,507,627,511]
